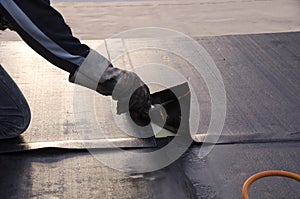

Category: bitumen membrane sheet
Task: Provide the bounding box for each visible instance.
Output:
[0,32,299,198]
[0,148,197,199]
[0,40,157,152]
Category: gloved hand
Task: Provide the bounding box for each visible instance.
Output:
[97,65,151,126]
[69,49,151,126]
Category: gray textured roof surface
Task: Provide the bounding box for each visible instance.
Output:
[0,32,299,198]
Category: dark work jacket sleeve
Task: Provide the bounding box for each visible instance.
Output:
[0,0,90,74]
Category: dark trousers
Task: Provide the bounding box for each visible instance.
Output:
[0,65,30,139]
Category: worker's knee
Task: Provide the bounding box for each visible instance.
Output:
[0,64,31,139]
[0,106,31,139]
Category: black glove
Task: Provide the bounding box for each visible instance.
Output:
[97,65,151,126]
[69,49,151,126]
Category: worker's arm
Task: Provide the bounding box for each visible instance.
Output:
[0,0,150,126]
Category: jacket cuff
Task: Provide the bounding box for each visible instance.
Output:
[69,49,111,91]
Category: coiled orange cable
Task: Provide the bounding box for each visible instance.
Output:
[242,170,300,199]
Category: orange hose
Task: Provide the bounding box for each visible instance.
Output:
[242,170,300,199]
